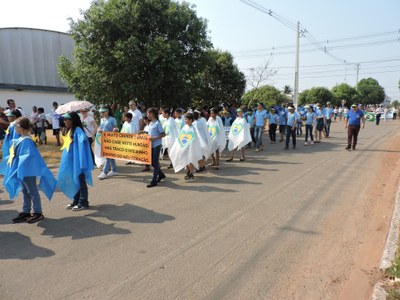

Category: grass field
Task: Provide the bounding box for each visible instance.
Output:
[0,129,63,165]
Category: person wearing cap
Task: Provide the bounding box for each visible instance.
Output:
[344,104,365,151]
[3,117,56,223]
[252,103,268,152]
[323,102,334,137]
[284,106,299,150]
[226,108,252,162]
[267,108,279,144]
[97,105,119,179]
[58,112,94,211]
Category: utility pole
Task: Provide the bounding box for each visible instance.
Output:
[293,21,300,108]
[355,63,360,90]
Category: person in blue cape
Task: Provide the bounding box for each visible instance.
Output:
[3,117,56,223]
[57,112,94,211]
[0,109,22,174]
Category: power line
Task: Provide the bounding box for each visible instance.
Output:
[239,0,352,64]
[232,30,400,54]
[239,57,400,70]
[234,38,400,60]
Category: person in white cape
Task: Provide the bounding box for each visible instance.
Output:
[226,108,252,162]
[169,113,208,180]
[161,108,179,169]
[193,110,211,172]
[206,108,226,170]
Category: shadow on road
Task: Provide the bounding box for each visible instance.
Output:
[0,200,13,206]
[163,181,238,193]
[0,210,19,225]
[86,203,175,224]
[38,216,131,240]
[0,231,55,260]
[278,226,319,235]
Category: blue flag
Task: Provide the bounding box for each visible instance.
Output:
[57,127,94,199]
[0,123,20,175]
[2,136,56,200]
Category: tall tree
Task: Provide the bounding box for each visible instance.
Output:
[58,0,212,107]
[242,85,286,108]
[298,87,335,106]
[357,78,385,105]
[247,56,277,89]
[192,50,246,108]
[331,83,359,106]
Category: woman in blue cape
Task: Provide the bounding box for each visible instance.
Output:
[3,117,56,223]
[57,112,94,211]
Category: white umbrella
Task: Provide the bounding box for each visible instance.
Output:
[56,100,94,114]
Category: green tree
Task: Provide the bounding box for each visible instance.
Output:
[192,50,246,108]
[391,100,399,108]
[298,89,309,106]
[283,85,293,95]
[242,85,286,108]
[298,87,335,106]
[331,83,359,106]
[357,78,385,105]
[59,0,212,107]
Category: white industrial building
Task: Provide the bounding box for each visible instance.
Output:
[0,27,76,114]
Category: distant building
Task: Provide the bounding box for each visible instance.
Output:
[0,27,77,113]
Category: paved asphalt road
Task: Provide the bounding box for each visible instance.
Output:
[0,120,399,299]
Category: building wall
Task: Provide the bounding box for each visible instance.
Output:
[0,89,77,115]
[0,28,74,89]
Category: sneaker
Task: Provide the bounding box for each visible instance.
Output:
[98,172,107,180]
[72,205,88,211]
[66,203,76,210]
[304,142,308,146]
[27,213,44,223]
[352,146,356,151]
[255,148,260,152]
[345,146,351,151]
[184,173,195,180]
[167,164,173,169]
[157,173,166,182]
[12,212,32,223]
[107,171,119,177]
[147,181,157,188]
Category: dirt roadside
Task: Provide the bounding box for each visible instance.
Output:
[337,130,400,299]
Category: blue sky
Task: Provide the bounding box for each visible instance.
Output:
[1,0,399,100]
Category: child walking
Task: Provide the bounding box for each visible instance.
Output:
[3,117,56,223]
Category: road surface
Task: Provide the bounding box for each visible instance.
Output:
[1,120,399,299]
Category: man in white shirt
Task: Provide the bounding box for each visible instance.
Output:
[128,100,144,130]
[5,99,26,116]
[51,102,61,146]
